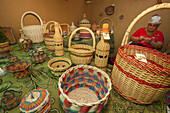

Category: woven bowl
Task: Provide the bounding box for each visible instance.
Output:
[48,57,72,76]
[58,65,112,113]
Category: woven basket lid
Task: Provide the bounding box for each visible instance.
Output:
[79,14,91,25]
[19,39,32,44]
[28,47,44,56]
[20,88,49,112]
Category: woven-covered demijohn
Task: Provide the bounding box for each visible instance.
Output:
[95,23,110,71]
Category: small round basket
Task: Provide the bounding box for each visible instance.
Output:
[6,61,31,78]
[48,57,72,76]
[20,88,50,113]
[58,65,112,113]
[68,27,95,65]
[2,92,21,110]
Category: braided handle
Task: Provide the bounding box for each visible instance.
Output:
[68,27,96,48]
[121,3,170,46]
[44,21,62,34]
[21,11,43,29]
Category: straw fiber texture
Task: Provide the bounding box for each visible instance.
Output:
[58,65,112,113]
[111,45,170,104]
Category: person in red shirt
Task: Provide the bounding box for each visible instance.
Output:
[130,14,164,50]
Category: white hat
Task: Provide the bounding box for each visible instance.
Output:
[148,15,161,24]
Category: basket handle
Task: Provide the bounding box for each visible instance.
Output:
[68,27,96,49]
[44,21,62,34]
[99,17,113,31]
[21,11,43,29]
[121,3,170,46]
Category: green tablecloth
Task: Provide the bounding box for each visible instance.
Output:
[0,42,167,113]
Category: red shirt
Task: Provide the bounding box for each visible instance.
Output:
[132,28,164,49]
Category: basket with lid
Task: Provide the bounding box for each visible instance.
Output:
[58,65,112,113]
[28,47,46,63]
[20,88,50,113]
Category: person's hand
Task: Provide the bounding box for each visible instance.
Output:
[138,36,145,41]
[144,38,152,43]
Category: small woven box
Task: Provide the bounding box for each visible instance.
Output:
[6,61,31,78]
[28,47,46,63]
[58,65,112,113]
[20,88,50,113]
[2,92,21,110]
[19,39,33,51]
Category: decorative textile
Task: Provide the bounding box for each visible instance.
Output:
[0,42,167,113]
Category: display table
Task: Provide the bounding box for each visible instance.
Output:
[0,42,167,113]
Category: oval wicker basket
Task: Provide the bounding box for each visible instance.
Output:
[112,3,170,104]
[58,65,112,113]
[48,57,72,76]
[68,27,96,65]
[43,21,62,51]
[21,11,43,43]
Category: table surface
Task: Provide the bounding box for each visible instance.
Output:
[0,42,167,113]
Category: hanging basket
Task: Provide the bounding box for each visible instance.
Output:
[43,21,62,51]
[68,27,96,65]
[48,57,72,76]
[58,65,112,113]
[111,3,170,105]
[21,11,43,43]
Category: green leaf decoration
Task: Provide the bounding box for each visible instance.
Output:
[0,81,12,93]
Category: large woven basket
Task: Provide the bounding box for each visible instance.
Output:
[43,21,62,51]
[68,27,95,65]
[112,3,170,104]
[21,11,43,43]
[58,65,112,113]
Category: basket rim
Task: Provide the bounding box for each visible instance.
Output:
[48,57,72,71]
[68,44,95,54]
[119,44,170,75]
[58,65,112,106]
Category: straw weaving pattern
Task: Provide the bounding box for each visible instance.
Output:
[58,65,112,113]
[111,44,170,104]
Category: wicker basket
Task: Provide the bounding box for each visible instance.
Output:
[28,47,46,63]
[0,41,10,58]
[21,11,43,43]
[2,92,21,110]
[20,88,50,113]
[48,57,72,76]
[68,27,95,65]
[111,3,170,104]
[43,21,62,51]
[6,61,31,78]
[58,65,112,113]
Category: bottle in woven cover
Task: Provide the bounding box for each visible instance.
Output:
[53,22,64,56]
[79,14,92,39]
[95,24,110,71]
